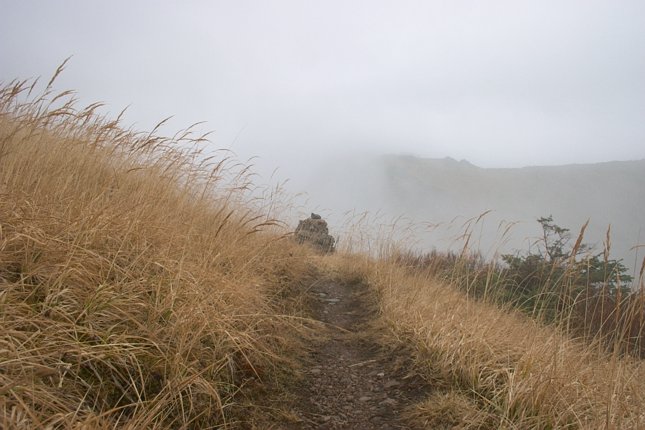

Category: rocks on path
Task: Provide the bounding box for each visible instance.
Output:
[282,280,431,429]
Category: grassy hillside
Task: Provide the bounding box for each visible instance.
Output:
[325,253,645,428]
[3,74,645,429]
[0,76,315,428]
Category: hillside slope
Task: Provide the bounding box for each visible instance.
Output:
[0,78,315,428]
[3,75,645,429]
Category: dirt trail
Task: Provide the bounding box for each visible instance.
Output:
[281,279,431,429]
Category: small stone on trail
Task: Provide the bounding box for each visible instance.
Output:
[384,380,400,388]
[311,368,321,374]
[377,372,385,377]
[359,396,371,402]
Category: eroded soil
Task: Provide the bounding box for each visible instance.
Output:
[276,279,431,429]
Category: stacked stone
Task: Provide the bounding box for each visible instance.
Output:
[294,213,335,253]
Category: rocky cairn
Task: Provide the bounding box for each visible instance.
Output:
[294,213,335,253]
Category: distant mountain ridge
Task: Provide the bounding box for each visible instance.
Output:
[305,155,645,270]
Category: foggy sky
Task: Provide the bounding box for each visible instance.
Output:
[2,1,645,182]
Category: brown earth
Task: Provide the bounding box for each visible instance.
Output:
[263,278,432,429]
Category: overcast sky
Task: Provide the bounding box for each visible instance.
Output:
[2,1,644,181]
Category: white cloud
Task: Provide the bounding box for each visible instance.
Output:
[1,0,644,179]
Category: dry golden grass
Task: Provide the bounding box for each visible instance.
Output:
[325,253,645,429]
[0,75,314,429]
[6,67,645,429]
[408,391,489,429]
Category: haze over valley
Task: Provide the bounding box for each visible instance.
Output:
[3,4,644,256]
[298,154,645,271]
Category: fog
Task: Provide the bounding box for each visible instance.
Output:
[305,155,645,273]
[2,1,644,265]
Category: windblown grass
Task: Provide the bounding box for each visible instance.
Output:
[0,73,313,429]
[325,250,645,428]
[5,66,645,429]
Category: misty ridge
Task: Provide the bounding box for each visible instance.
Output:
[299,154,645,274]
